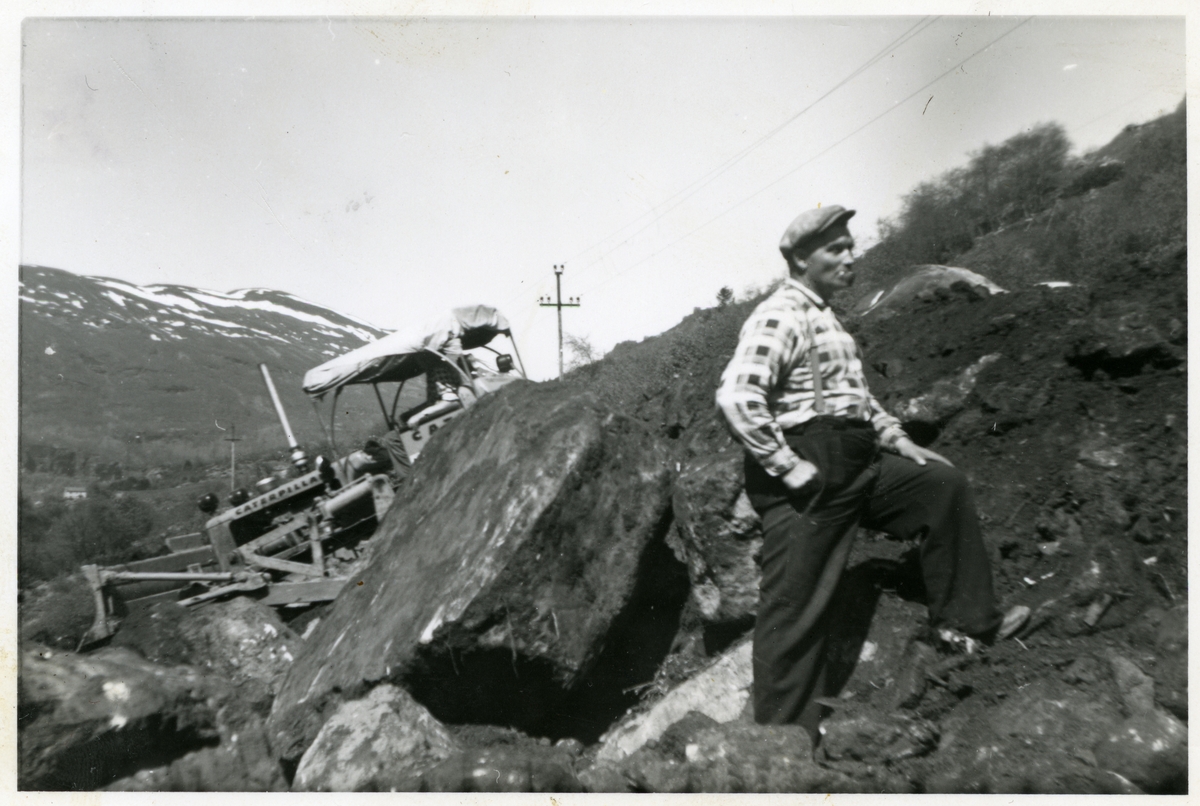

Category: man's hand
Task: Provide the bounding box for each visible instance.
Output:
[893,436,954,467]
[781,459,820,492]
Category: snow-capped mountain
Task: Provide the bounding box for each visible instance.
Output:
[20,265,406,468]
[21,266,383,356]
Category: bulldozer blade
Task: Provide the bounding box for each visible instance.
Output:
[258,578,347,606]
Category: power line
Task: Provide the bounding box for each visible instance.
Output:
[578,17,1034,296]
[564,17,941,276]
[1074,82,1179,134]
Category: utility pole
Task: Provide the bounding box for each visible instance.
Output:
[225,424,242,492]
[537,264,581,377]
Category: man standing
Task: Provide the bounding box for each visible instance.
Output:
[716,205,1023,741]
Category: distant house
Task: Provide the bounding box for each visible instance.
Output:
[63,487,88,501]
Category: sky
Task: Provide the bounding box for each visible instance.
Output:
[18,10,1187,381]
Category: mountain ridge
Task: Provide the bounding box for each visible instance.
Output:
[20,265,409,470]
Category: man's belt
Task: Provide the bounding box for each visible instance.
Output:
[784,415,873,435]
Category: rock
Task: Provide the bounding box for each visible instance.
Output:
[1062,156,1124,196]
[1068,310,1181,376]
[925,745,1144,794]
[1093,709,1188,794]
[820,709,938,764]
[1152,650,1187,720]
[857,265,1006,317]
[19,643,219,790]
[577,759,633,793]
[420,745,583,792]
[1061,655,1102,685]
[1126,605,1186,719]
[929,693,1142,794]
[596,640,752,762]
[887,640,938,710]
[105,716,287,791]
[554,737,584,756]
[610,713,907,793]
[1036,508,1086,552]
[102,766,173,791]
[681,722,853,792]
[827,592,927,702]
[979,380,1042,432]
[894,354,1002,426]
[1153,603,1188,653]
[668,453,761,626]
[114,596,302,704]
[987,678,1122,752]
[1107,653,1156,715]
[1129,515,1158,543]
[620,752,692,793]
[269,384,674,766]
[292,684,458,791]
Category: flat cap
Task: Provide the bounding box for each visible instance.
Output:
[779,205,856,256]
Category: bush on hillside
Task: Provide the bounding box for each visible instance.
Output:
[872,123,1071,268]
[18,573,98,650]
[958,102,1185,289]
[18,490,158,586]
[858,102,1185,292]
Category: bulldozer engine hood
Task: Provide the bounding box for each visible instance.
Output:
[303,304,512,397]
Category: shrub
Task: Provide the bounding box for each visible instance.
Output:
[871,123,1072,271]
[18,573,99,650]
[20,491,158,586]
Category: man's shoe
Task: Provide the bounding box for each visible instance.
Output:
[996,605,1031,641]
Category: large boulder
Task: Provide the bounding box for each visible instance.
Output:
[668,452,761,628]
[269,383,675,766]
[19,643,219,790]
[1093,709,1188,794]
[856,265,1006,317]
[114,597,302,708]
[928,678,1135,793]
[292,684,458,792]
[987,678,1123,754]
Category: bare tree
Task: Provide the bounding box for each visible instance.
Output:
[564,333,600,371]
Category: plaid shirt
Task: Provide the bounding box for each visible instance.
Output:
[716,278,906,477]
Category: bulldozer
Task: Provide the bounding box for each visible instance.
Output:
[80,305,526,647]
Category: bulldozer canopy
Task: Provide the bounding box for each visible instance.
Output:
[303,305,512,397]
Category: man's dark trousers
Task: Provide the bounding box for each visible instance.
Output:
[745,417,1001,736]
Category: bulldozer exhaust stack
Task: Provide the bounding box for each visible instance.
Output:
[259,363,309,473]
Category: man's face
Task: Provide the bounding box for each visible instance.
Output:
[793,224,855,300]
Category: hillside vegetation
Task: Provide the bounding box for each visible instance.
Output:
[854,101,1186,298]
